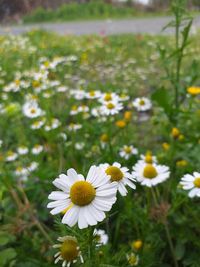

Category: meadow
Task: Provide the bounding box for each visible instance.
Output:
[1,2,200,266]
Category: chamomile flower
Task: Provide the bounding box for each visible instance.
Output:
[126,252,139,266]
[100,162,136,196]
[27,161,38,172]
[68,123,82,131]
[100,101,123,116]
[139,152,157,164]
[132,161,170,187]
[133,97,152,112]
[17,146,29,155]
[31,119,45,130]
[86,90,101,99]
[15,166,28,179]
[6,151,18,162]
[22,102,44,118]
[119,145,138,160]
[99,92,119,104]
[93,229,108,246]
[0,140,2,147]
[31,144,43,155]
[53,236,83,267]
[47,166,117,229]
[180,172,200,198]
[44,118,60,131]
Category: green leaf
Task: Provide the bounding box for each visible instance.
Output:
[175,241,185,260]
[0,248,17,266]
[0,232,15,246]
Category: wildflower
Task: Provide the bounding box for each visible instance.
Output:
[100,134,109,148]
[132,161,170,187]
[32,145,43,155]
[75,143,85,150]
[115,120,126,128]
[139,151,157,164]
[171,127,180,139]
[131,240,143,251]
[17,146,29,155]
[124,111,132,122]
[100,162,136,196]
[22,101,44,119]
[126,252,139,266]
[119,145,138,160]
[53,236,83,267]
[176,160,188,168]
[47,166,117,229]
[180,172,200,198]
[93,229,108,246]
[15,166,28,177]
[133,97,152,112]
[162,142,170,151]
[101,101,123,116]
[187,86,200,96]
[68,123,82,131]
[31,119,45,130]
[27,162,38,172]
[99,93,119,104]
[44,118,60,131]
[6,151,18,162]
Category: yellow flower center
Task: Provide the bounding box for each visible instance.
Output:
[30,108,36,114]
[124,147,132,154]
[100,134,109,142]
[70,181,96,206]
[15,79,20,86]
[107,103,115,110]
[72,105,78,111]
[104,94,112,101]
[145,155,153,164]
[139,99,145,106]
[32,80,40,88]
[143,164,158,179]
[106,166,123,182]
[193,177,200,188]
[89,91,95,97]
[60,239,79,262]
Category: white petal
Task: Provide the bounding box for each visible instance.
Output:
[62,205,79,226]
[48,191,68,200]
[78,208,88,229]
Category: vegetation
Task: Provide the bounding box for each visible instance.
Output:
[1,1,200,267]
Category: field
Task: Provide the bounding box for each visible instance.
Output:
[1,5,200,267]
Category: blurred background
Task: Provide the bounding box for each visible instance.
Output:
[0,0,199,24]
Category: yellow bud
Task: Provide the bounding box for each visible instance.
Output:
[115,120,126,128]
[132,240,143,251]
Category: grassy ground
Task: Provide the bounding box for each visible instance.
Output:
[1,30,200,267]
[22,2,168,23]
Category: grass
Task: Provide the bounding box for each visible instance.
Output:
[1,28,200,267]
[22,2,169,23]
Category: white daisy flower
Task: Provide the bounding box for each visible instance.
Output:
[0,140,3,147]
[6,151,18,162]
[99,93,119,104]
[70,106,79,116]
[47,166,117,229]
[32,144,43,155]
[100,101,123,116]
[53,236,83,267]
[180,172,200,198]
[31,119,45,130]
[119,145,138,160]
[132,161,170,187]
[75,142,85,150]
[22,102,44,118]
[15,166,28,177]
[27,161,38,172]
[68,123,82,131]
[44,118,60,131]
[93,229,108,246]
[126,252,139,266]
[17,146,29,155]
[133,97,152,112]
[85,90,101,99]
[100,162,136,196]
[138,153,157,164]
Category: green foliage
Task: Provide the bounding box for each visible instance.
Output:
[23,2,136,23]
